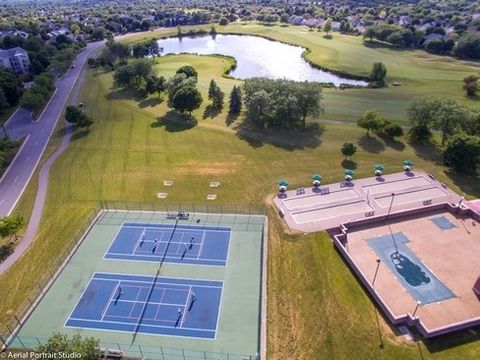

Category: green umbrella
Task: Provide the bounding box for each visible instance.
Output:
[374,164,384,171]
[278,179,289,186]
[312,174,322,181]
[403,160,414,166]
[344,169,355,176]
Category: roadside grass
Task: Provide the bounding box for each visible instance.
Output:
[0,106,17,126]
[0,53,479,359]
[120,23,480,123]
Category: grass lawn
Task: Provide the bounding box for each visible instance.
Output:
[121,23,480,123]
[1,51,479,359]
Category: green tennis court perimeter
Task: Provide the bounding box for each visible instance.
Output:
[11,210,265,360]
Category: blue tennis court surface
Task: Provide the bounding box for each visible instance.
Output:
[431,216,456,230]
[65,273,223,339]
[105,223,231,266]
[367,232,455,304]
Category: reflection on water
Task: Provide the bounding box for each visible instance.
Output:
[157,35,367,87]
[390,252,431,287]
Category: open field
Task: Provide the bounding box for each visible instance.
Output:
[1,47,480,359]
[122,23,480,122]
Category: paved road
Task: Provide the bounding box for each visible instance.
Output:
[0,41,104,216]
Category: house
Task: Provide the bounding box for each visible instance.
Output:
[399,16,412,27]
[0,47,31,75]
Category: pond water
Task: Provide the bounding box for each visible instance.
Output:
[156,34,367,87]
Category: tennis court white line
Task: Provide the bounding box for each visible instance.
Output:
[92,277,223,289]
[123,224,231,233]
[153,288,166,321]
[127,285,143,318]
[102,281,121,322]
[68,316,217,333]
[196,231,207,260]
[114,298,189,307]
[180,286,192,327]
[106,252,224,263]
[131,229,146,255]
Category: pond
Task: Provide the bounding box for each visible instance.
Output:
[156,34,368,87]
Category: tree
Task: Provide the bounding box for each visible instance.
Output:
[113,59,153,90]
[0,68,23,106]
[453,33,480,59]
[20,90,44,114]
[38,332,101,360]
[92,27,105,41]
[209,26,217,36]
[357,110,383,135]
[172,86,203,115]
[0,215,25,241]
[208,79,224,109]
[294,82,323,128]
[369,62,387,88]
[443,134,480,173]
[341,142,357,159]
[229,86,242,114]
[364,27,376,41]
[219,18,229,26]
[0,89,8,111]
[146,75,166,98]
[463,75,479,96]
[176,66,198,81]
[323,18,332,35]
[383,123,404,138]
[65,105,94,129]
[167,73,197,104]
[246,90,271,128]
[430,97,465,145]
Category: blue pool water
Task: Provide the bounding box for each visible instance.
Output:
[367,232,455,304]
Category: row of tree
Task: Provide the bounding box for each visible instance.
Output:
[243,78,323,129]
[364,24,480,59]
[407,96,480,173]
[357,110,403,139]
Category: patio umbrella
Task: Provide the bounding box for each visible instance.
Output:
[312,174,322,181]
[278,179,289,186]
[374,164,385,171]
[344,169,355,176]
[403,160,414,166]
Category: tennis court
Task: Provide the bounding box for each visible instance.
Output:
[105,223,231,266]
[66,273,222,339]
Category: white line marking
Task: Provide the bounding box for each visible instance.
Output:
[101,281,121,321]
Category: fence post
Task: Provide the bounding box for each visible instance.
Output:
[0,334,6,348]
[36,337,41,345]
[138,345,143,358]
[159,346,165,360]
[16,335,25,349]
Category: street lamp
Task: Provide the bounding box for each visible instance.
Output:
[412,300,422,317]
[372,259,381,287]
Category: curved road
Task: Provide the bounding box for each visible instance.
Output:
[0,40,104,217]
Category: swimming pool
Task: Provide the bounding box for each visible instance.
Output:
[367,232,455,304]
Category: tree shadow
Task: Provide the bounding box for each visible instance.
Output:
[363,40,406,52]
[445,170,480,198]
[226,112,239,127]
[341,159,357,170]
[465,93,480,101]
[70,129,90,141]
[408,139,442,164]
[0,242,15,263]
[202,104,222,119]
[138,97,162,108]
[378,134,406,151]
[105,87,147,102]
[323,34,333,40]
[421,327,480,353]
[234,122,324,150]
[151,111,197,132]
[358,134,385,153]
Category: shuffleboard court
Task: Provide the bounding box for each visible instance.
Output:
[283,189,360,210]
[292,200,373,224]
[105,223,231,266]
[374,187,447,208]
[362,176,431,195]
[65,273,223,339]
